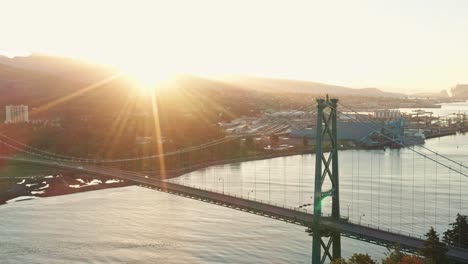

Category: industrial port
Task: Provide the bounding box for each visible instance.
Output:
[222,107,468,150]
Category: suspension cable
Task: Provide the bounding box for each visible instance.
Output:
[329,104,468,177]
[338,101,468,171]
[0,133,237,163]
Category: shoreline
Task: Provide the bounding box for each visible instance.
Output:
[1,132,461,206]
[0,173,133,205]
[0,146,332,205]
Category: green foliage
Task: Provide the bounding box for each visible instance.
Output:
[381,246,425,264]
[420,227,448,264]
[333,249,425,264]
[331,258,347,264]
[443,213,468,249]
[323,222,467,264]
[382,246,405,264]
[347,253,377,264]
[399,256,423,264]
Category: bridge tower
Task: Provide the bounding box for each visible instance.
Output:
[312,97,341,263]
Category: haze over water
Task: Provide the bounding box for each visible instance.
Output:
[1,102,467,263]
[171,132,468,238]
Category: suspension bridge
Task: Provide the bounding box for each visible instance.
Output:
[1,98,468,263]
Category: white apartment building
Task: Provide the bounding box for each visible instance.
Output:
[5,105,29,123]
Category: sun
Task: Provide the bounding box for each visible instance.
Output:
[120,64,175,93]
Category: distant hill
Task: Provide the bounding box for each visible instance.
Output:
[0,56,438,156]
[0,54,418,122]
[0,54,117,83]
[451,84,468,99]
[411,90,449,98]
[0,61,139,119]
[214,76,406,98]
[0,63,81,104]
[0,54,410,98]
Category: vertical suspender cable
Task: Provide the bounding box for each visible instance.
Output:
[435,155,438,229]
[460,162,462,217]
[357,150,360,222]
[283,158,286,206]
[412,150,415,235]
[269,159,271,203]
[424,158,427,233]
[254,155,257,200]
[449,166,452,223]
[300,154,303,206]
[370,153,373,225]
[390,152,393,231]
[378,152,381,228]
[400,151,403,233]
[351,150,354,221]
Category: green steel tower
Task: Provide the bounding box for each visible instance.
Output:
[312,97,341,263]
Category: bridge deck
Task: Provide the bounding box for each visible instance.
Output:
[5,157,468,262]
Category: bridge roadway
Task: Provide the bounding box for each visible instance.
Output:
[4,156,468,262]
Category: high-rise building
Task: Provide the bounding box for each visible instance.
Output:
[5,105,29,123]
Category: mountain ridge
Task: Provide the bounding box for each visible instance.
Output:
[0,53,441,99]
[213,75,406,97]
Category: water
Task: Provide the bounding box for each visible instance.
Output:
[2,135,466,263]
[0,186,387,264]
[170,133,468,238]
[399,100,468,116]
[168,101,468,240]
[1,101,468,263]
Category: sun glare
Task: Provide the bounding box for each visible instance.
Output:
[122,65,175,93]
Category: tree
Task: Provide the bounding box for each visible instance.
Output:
[347,253,377,264]
[399,256,423,264]
[330,258,347,264]
[382,246,405,264]
[382,246,425,264]
[443,213,468,248]
[333,251,423,264]
[420,227,448,264]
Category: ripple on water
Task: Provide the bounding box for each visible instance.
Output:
[0,186,388,263]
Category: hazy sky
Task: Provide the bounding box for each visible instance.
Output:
[1,0,468,93]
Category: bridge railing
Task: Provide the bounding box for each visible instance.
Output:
[345,218,425,240]
[3,154,454,243]
[166,179,326,215]
[166,177,437,241]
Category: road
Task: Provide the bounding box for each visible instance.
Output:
[3,156,468,262]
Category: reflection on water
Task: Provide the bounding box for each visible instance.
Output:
[1,103,468,263]
[170,133,468,238]
[1,135,463,263]
[0,186,388,264]
[399,100,468,116]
